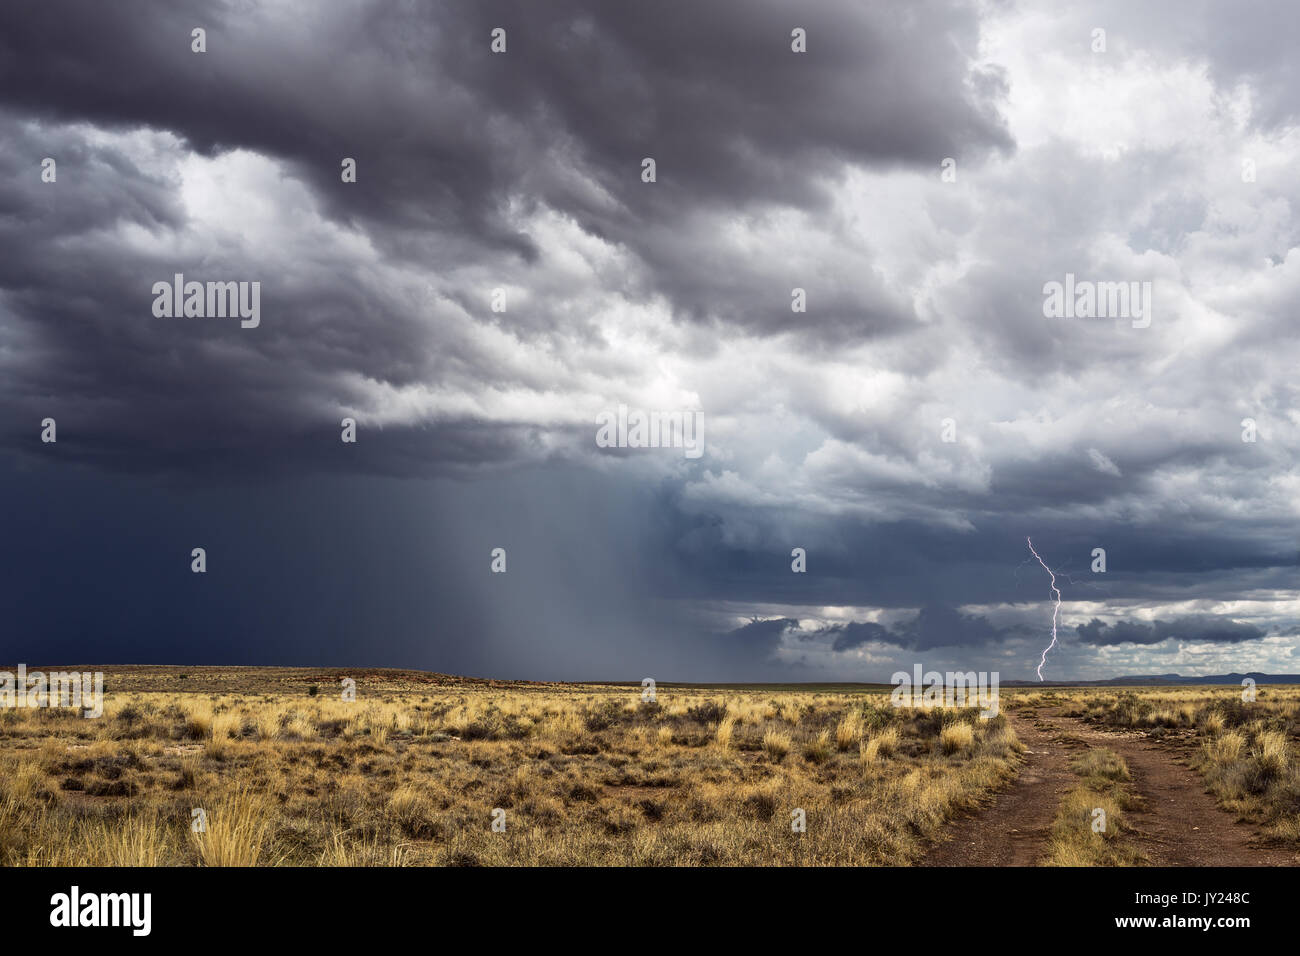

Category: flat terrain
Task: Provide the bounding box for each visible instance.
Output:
[0,666,1020,866]
[2,670,1297,866]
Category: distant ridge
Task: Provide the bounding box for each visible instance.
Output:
[1003,672,1300,686]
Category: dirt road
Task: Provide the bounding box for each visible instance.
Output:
[923,709,1297,866]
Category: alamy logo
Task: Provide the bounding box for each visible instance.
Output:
[1042,273,1151,328]
[890,664,1000,718]
[50,886,151,936]
[595,404,704,459]
[0,664,103,718]
[151,274,261,328]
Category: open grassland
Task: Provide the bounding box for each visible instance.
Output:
[0,667,1021,866]
[1017,684,1300,846]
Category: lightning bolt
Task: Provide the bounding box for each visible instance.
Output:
[1027,536,1061,681]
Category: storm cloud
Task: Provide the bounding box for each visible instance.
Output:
[1,1,1296,680]
[1076,616,1268,647]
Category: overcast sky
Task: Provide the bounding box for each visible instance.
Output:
[2,0,1297,681]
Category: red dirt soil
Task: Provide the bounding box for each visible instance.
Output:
[923,709,1298,867]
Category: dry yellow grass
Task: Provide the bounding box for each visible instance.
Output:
[835,712,861,751]
[939,723,974,755]
[1048,684,1300,845]
[1043,749,1144,867]
[865,726,900,760]
[0,668,1028,866]
[192,787,275,867]
[1205,730,1247,765]
[715,715,736,750]
[762,728,793,761]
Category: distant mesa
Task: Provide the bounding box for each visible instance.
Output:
[1002,672,1300,686]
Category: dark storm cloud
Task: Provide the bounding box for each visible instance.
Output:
[718,617,800,660]
[1076,615,1267,647]
[893,604,1002,650]
[1,1,1296,681]
[824,621,894,652]
[0,0,1012,479]
[808,606,1008,653]
[660,495,1299,617]
[0,0,1011,330]
[0,458,723,680]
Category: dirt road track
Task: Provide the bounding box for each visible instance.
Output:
[922,710,1298,867]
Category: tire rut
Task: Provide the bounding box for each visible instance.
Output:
[1034,712,1297,867]
[922,709,1298,867]
[921,711,1074,866]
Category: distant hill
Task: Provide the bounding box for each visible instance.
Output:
[1003,672,1300,686]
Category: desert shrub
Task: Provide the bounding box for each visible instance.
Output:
[762,729,792,761]
[939,723,974,755]
[803,731,832,764]
[686,700,728,725]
